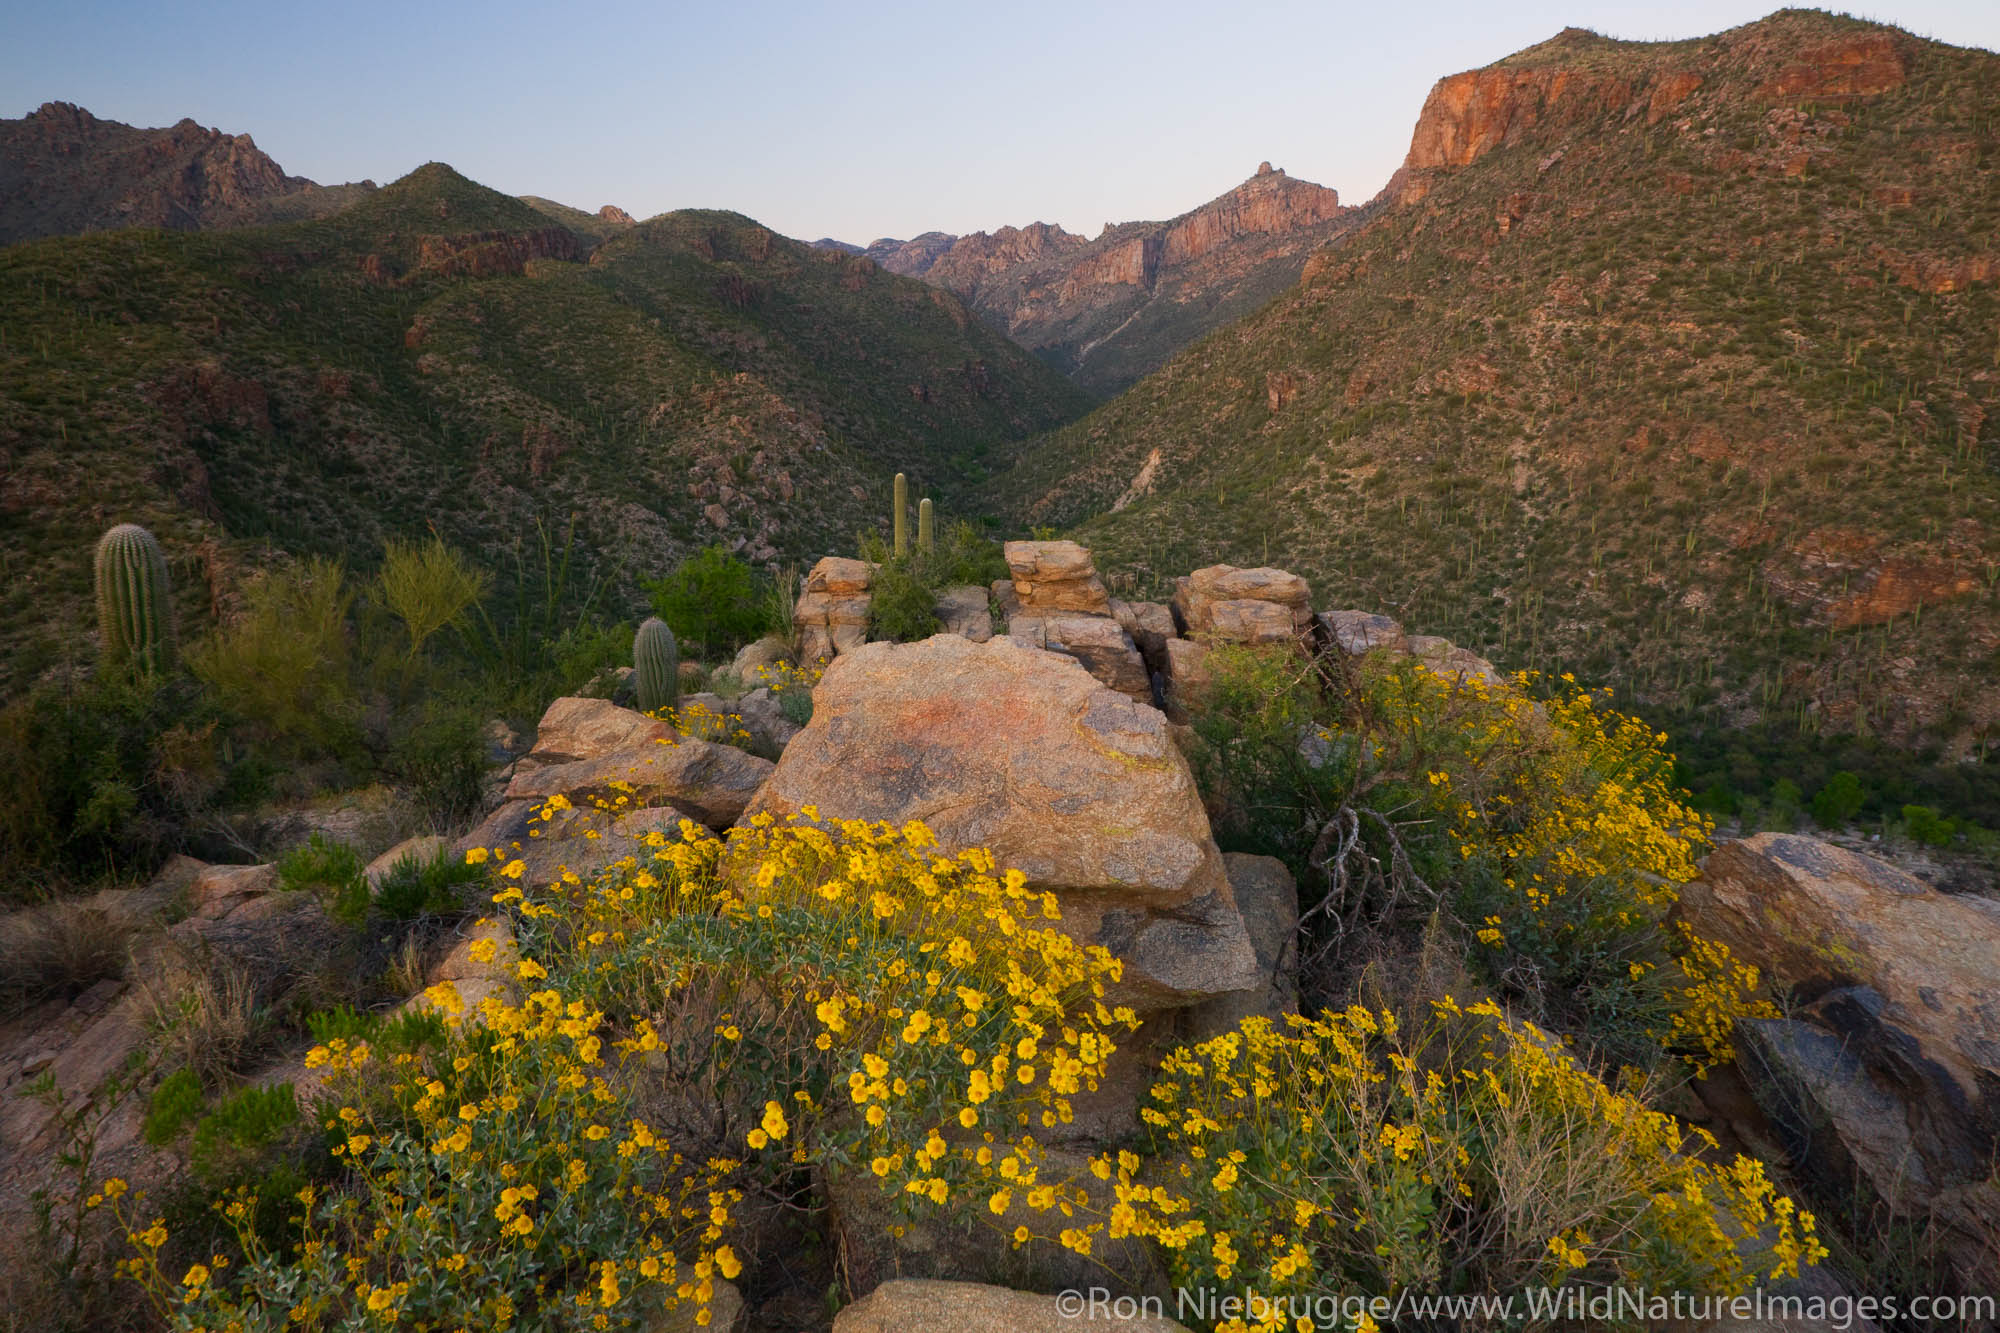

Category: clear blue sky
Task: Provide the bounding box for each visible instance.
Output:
[5,2,1995,244]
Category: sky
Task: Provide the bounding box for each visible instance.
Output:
[5,1,1997,245]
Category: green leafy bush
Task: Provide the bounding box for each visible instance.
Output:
[387,705,485,832]
[1810,770,1867,827]
[374,536,488,666]
[276,834,369,925]
[0,672,228,891]
[189,558,359,763]
[142,1068,205,1147]
[644,545,772,656]
[371,845,484,922]
[1902,803,1959,847]
[865,558,942,642]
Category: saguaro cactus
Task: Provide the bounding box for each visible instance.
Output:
[918,497,934,555]
[94,523,175,673]
[634,617,680,714]
[893,472,909,558]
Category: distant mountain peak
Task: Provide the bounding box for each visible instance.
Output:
[0,103,374,244]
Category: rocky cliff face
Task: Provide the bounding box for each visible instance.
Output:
[0,102,374,244]
[818,166,1353,396]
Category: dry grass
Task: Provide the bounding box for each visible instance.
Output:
[133,939,262,1083]
[0,902,133,1017]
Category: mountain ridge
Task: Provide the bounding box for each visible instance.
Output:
[990,9,2000,798]
[813,163,1356,395]
[0,101,376,244]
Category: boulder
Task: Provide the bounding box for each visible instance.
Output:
[1679,833,2000,1289]
[743,635,1259,1010]
[1004,540,1111,615]
[1187,854,1300,1036]
[1112,599,1177,664]
[365,834,448,887]
[935,584,994,643]
[1009,613,1151,702]
[428,917,522,986]
[1160,638,1212,724]
[188,862,280,921]
[1406,634,1507,690]
[804,556,873,597]
[735,686,802,753]
[990,578,1022,622]
[792,557,875,662]
[729,635,791,682]
[1172,564,1312,638]
[1318,609,1408,657]
[1205,598,1299,646]
[503,697,772,829]
[456,802,698,890]
[834,1280,1189,1333]
[514,695,676,768]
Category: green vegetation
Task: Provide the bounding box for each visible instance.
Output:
[990,9,2000,825]
[0,162,1092,700]
[1184,642,1763,1074]
[642,545,769,657]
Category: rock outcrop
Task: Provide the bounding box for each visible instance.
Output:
[1004,540,1111,614]
[0,102,373,244]
[1172,564,1314,643]
[457,696,772,886]
[793,557,875,662]
[743,634,1260,1010]
[1678,833,2000,1289]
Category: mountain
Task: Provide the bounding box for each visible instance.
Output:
[992,11,2000,799]
[818,164,1355,396]
[0,163,1093,693]
[0,102,375,244]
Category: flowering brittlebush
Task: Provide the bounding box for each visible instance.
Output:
[1097,1004,1825,1333]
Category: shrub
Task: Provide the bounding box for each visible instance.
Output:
[1902,803,1958,847]
[277,834,370,925]
[866,558,942,642]
[136,945,263,1084]
[1104,1003,1825,1316]
[189,558,358,762]
[1183,646,1765,1072]
[375,536,488,666]
[645,546,772,656]
[114,813,1135,1328]
[188,1083,299,1184]
[649,700,754,751]
[0,900,133,1016]
[0,672,222,891]
[370,845,483,922]
[142,1069,205,1147]
[1810,770,1867,827]
[387,705,485,832]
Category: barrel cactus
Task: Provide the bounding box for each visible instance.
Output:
[94,523,176,673]
[634,617,680,714]
[918,497,934,555]
[893,472,909,558]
